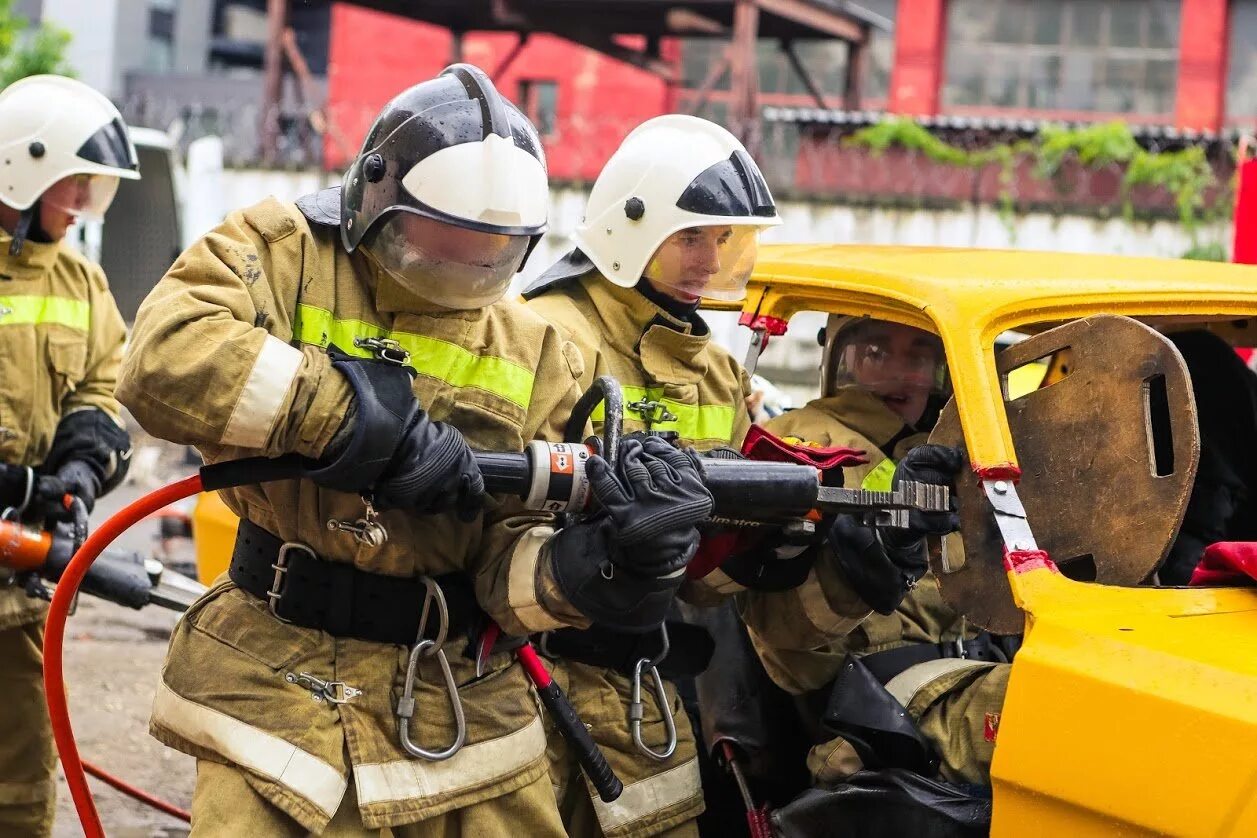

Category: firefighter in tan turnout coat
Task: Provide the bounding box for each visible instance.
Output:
[0,75,139,837]
[118,66,716,835]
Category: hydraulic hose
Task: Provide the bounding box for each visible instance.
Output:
[45,456,301,836]
[82,759,191,823]
[43,454,625,832]
[45,474,204,838]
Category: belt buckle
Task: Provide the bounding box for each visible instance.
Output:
[268,541,316,622]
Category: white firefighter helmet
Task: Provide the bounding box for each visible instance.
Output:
[0,75,139,217]
[344,64,549,310]
[573,114,781,301]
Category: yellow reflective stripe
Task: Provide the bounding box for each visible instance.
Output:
[861,458,897,492]
[591,385,736,443]
[293,304,534,409]
[0,295,90,331]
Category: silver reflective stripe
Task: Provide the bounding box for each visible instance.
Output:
[591,757,702,832]
[151,681,348,817]
[221,334,303,448]
[354,715,546,806]
[507,527,566,633]
[885,659,995,709]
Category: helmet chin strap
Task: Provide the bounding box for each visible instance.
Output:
[7,206,33,256]
[6,199,54,256]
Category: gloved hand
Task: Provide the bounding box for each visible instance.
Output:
[34,460,102,523]
[827,444,964,614]
[585,435,714,576]
[880,444,964,550]
[551,436,714,632]
[308,350,485,520]
[377,409,485,519]
[827,515,927,615]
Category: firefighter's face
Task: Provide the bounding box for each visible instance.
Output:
[839,323,945,426]
[643,225,759,303]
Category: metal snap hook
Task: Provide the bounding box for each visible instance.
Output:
[629,625,677,761]
[397,638,467,761]
[395,576,465,761]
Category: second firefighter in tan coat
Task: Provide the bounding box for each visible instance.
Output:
[524,116,769,837]
[523,116,947,837]
[746,315,1008,787]
[118,67,714,836]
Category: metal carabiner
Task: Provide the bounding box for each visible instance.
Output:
[396,576,466,761]
[629,625,677,761]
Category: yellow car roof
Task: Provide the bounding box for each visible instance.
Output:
[741,243,1257,469]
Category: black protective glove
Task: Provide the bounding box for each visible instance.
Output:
[827,444,964,615]
[828,515,927,615]
[379,409,485,519]
[551,436,714,632]
[880,444,965,550]
[34,460,102,523]
[586,435,714,576]
[307,350,484,520]
[44,409,132,496]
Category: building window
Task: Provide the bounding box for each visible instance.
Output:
[944,0,1180,115]
[519,80,558,139]
[146,0,176,73]
[1229,0,1257,118]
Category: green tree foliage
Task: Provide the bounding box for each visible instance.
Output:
[0,0,73,89]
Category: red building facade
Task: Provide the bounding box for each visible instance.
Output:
[324,4,676,177]
[325,0,1246,177]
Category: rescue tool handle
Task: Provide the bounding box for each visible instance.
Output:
[517,645,624,802]
[473,451,535,498]
[536,680,624,802]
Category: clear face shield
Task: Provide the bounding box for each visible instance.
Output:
[363,211,530,310]
[831,320,950,427]
[41,173,120,221]
[643,224,760,302]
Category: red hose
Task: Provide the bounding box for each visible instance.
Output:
[83,759,191,822]
[44,474,203,838]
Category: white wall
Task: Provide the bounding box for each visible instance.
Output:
[208,169,1232,404]
[42,0,120,96]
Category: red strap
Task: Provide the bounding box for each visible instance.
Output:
[687,530,750,580]
[741,424,866,470]
[1189,542,1257,587]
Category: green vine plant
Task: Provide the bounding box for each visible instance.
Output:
[847,117,1229,255]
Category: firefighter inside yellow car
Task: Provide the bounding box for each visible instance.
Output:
[521,116,964,837]
[116,65,717,835]
[744,316,1009,814]
[0,75,140,837]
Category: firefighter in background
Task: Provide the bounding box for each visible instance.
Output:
[522,117,957,837]
[117,65,714,835]
[744,315,1006,790]
[0,75,140,836]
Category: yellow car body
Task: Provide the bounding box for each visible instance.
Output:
[738,244,1257,836]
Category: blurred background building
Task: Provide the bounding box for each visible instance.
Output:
[10,0,1255,401]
